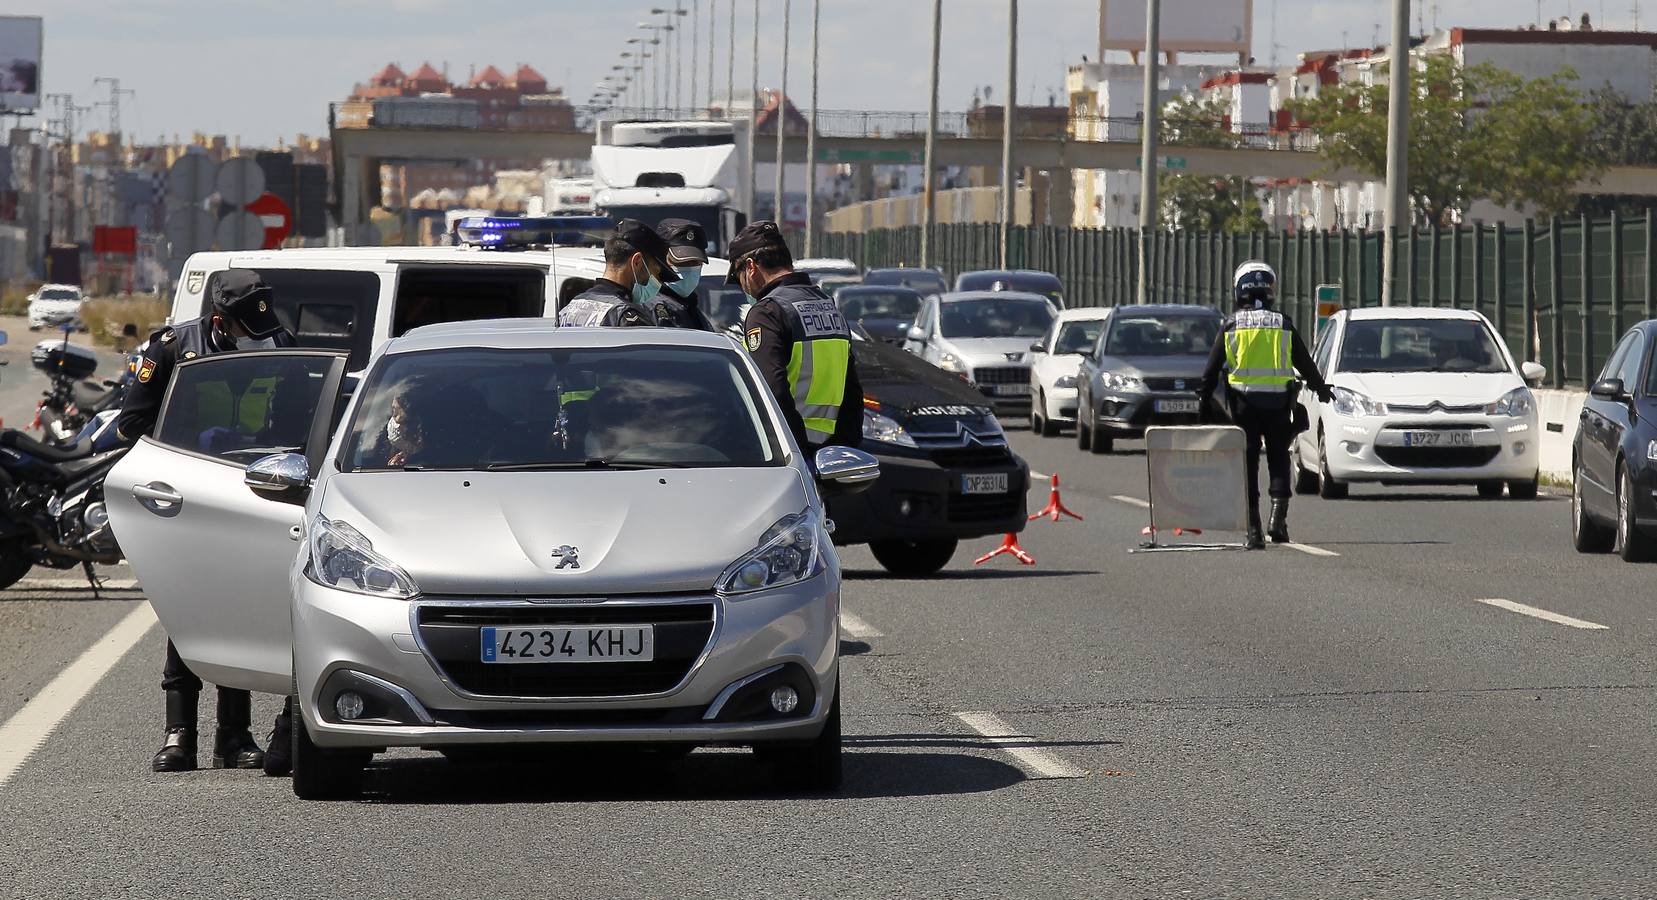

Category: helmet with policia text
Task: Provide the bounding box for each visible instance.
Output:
[1233,260,1276,310]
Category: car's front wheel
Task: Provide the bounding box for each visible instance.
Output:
[1477,481,1505,499]
[291,698,371,801]
[1573,458,1614,553]
[757,680,841,793]
[1291,437,1320,495]
[1507,476,1539,500]
[869,538,958,577]
[1317,432,1348,499]
[1076,405,1092,450]
[1615,462,1656,563]
[1032,391,1060,438]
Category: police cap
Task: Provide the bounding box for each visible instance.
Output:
[724,220,792,283]
[610,219,680,283]
[212,269,283,338]
[656,219,709,266]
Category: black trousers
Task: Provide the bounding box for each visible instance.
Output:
[1234,402,1296,506]
[163,640,249,728]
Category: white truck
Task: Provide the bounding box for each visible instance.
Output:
[590,119,750,256]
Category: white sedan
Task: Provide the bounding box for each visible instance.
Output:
[1026,307,1110,436]
[1294,307,1545,499]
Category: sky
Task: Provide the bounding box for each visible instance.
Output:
[14,0,1645,146]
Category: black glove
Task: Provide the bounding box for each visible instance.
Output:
[1314,384,1333,404]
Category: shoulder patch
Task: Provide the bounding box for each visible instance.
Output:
[159,329,176,344]
[183,351,197,360]
[746,328,762,351]
[137,360,155,383]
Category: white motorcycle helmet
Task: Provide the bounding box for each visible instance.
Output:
[1233,260,1276,310]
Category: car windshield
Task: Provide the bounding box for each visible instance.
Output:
[1056,320,1106,354]
[838,290,921,321]
[690,282,750,332]
[1103,315,1219,357]
[40,288,79,301]
[343,345,781,472]
[1338,318,1509,374]
[939,297,1055,339]
[868,270,948,293]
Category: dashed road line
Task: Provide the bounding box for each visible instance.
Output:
[1474,597,1608,631]
[1281,542,1340,558]
[840,611,884,639]
[0,603,157,788]
[954,711,1088,780]
[1109,495,1150,509]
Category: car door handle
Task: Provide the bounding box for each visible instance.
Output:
[131,482,183,518]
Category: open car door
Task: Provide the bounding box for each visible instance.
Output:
[106,350,348,695]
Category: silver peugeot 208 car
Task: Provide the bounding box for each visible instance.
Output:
[107,321,877,799]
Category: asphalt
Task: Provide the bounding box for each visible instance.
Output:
[2,403,1655,898]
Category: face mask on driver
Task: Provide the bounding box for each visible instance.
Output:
[236,335,277,350]
[672,265,702,297]
[630,256,662,306]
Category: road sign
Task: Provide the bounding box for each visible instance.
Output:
[215,156,266,207]
[815,147,923,164]
[246,192,293,250]
[164,207,215,258]
[1315,284,1343,340]
[1136,156,1189,171]
[166,154,217,204]
[215,210,265,251]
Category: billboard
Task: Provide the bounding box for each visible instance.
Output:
[1100,0,1252,58]
[0,16,42,111]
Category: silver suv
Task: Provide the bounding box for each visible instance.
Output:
[107,321,877,799]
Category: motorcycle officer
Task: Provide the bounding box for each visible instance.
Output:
[648,219,716,331]
[1199,261,1332,549]
[556,219,679,327]
[117,269,298,774]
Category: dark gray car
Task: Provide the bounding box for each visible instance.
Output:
[834,285,925,345]
[1074,305,1224,454]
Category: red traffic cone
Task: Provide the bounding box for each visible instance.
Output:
[974,532,1035,566]
[1028,473,1083,523]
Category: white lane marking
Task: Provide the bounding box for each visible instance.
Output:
[954,711,1088,780]
[1281,542,1340,558]
[16,577,140,590]
[0,603,158,788]
[1474,598,1608,631]
[839,611,884,639]
[1110,495,1151,509]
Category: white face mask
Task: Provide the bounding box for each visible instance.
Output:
[386,417,404,446]
[236,335,277,350]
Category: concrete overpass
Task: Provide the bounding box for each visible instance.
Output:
[330,124,1657,235]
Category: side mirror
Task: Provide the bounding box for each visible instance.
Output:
[1029,341,1046,354]
[813,446,880,496]
[906,325,927,343]
[245,452,312,505]
[1590,377,1628,402]
[1521,361,1546,385]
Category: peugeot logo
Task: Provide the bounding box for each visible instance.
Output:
[1005,352,1024,362]
[550,545,581,570]
[1174,379,1186,389]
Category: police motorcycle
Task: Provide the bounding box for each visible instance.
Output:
[31,323,137,445]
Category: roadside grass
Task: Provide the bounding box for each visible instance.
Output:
[0,283,37,317]
[81,296,169,351]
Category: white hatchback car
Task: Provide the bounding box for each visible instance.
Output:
[27,283,85,331]
[107,321,878,799]
[1026,307,1110,436]
[1294,307,1545,499]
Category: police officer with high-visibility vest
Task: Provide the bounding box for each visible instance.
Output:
[730,221,864,451]
[1200,261,1332,549]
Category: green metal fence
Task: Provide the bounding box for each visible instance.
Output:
[821,212,1657,388]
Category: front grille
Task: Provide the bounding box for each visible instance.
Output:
[949,492,1022,522]
[925,444,1015,468]
[972,366,1028,385]
[429,706,708,728]
[1388,403,1486,414]
[1140,376,1200,391]
[1382,423,1494,433]
[416,601,715,698]
[1373,446,1501,469]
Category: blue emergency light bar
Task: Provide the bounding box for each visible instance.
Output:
[453,215,615,249]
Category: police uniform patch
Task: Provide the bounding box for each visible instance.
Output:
[258,300,268,312]
[183,351,197,359]
[160,329,175,344]
[185,271,205,293]
[746,328,762,351]
[137,360,155,383]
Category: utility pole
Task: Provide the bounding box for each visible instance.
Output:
[690,0,700,111]
[921,0,943,269]
[805,0,821,256]
[93,77,134,142]
[1381,0,1410,306]
[748,0,760,219]
[727,0,736,113]
[676,1,686,110]
[1137,0,1161,305]
[775,0,792,225]
[1000,0,1018,270]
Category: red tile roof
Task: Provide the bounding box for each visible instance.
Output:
[371,63,407,85]
[410,62,444,83]
[472,64,508,86]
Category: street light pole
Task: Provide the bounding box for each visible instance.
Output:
[748,0,760,220]
[775,0,792,225]
[999,0,1018,270]
[690,0,700,112]
[921,0,942,269]
[709,0,718,112]
[727,0,736,114]
[1381,0,1411,306]
[805,0,821,256]
[676,1,686,110]
[1136,0,1161,305]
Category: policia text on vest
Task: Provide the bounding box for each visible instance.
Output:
[743,273,864,452]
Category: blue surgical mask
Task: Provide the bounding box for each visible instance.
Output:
[630,258,662,306]
[672,265,702,296]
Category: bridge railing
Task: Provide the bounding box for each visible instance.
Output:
[822,213,1657,389]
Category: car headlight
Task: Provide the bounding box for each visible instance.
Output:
[716,510,828,595]
[937,352,967,375]
[1485,387,1534,417]
[1100,372,1144,392]
[306,517,419,599]
[862,409,918,448]
[1330,386,1388,417]
[1054,374,1077,390]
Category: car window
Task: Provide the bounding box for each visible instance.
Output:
[693,283,751,332]
[39,288,80,301]
[154,354,335,465]
[837,291,921,322]
[938,298,1055,339]
[205,269,380,370]
[1056,320,1105,355]
[1337,318,1509,374]
[1644,337,1657,397]
[1601,331,1637,382]
[1615,332,1645,389]
[1315,318,1339,373]
[1103,315,1219,357]
[391,266,546,337]
[342,346,781,472]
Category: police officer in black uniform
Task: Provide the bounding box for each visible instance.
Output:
[731,221,864,452]
[648,219,716,331]
[118,269,299,774]
[556,219,679,327]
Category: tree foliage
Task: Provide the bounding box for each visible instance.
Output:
[1286,57,1603,224]
[1155,95,1266,232]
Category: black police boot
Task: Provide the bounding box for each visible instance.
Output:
[1245,503,1265,550]
[263,697,293,777]
[212,688,265,769]
[151,690,198,773]
[1268,498,1291,544]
